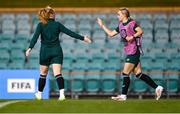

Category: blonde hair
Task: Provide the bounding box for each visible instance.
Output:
[119,7,130,18]
[38,6,55,24]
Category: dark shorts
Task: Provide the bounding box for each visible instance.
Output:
[40,46,63,66]
[125,49,140,66]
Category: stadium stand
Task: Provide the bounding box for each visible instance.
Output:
[0,12,180,98]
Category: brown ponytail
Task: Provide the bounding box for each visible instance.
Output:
[38,8,49,24]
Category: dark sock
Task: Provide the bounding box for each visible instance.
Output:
[121,73,130,95]
[136,73,158,89]
[38,74,47,92]
[55,74,64,90]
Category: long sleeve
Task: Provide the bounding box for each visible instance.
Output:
[29,23,42,49]
[58,22,84,41]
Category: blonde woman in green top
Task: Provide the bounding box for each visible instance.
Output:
[25,6,91,101]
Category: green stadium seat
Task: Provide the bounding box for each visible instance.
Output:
[148,73,164,93]
[2,14,15,21]
[140,20,153,30]
[133,79,148,93]
[0,50,10,63]
[85,70,101,93]
[0,33,14,43]
[62,59,73,70]
[165,73,179,93]
[8,60,25,69]
[15,34,30,43]
[72,59,88,70]
[154,20,168,31]
[153,14,167,21]
[101,73,116,93]
[170,20,180,30]
[2,21,16,34]
[63,13,77,21]
[78,20,92,30]
[0,42,10,51]
[55,13,62,21]
[137,14,152,21]
[71,70,85,92]
[0,61,8,69]
[10,50,25,61]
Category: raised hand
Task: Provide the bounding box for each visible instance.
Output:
[84,35,92,44]
[97,17,104,27]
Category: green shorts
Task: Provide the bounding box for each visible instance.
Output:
[125,50,140,66]
[40,46,63,66]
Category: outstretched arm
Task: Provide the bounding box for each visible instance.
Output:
[97,18,118,38]
[59,22,91,43]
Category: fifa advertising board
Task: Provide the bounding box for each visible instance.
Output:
[0,70,49,99]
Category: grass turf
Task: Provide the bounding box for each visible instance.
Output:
[0,99,180,113]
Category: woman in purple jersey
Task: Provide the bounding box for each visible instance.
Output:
[97,8,163,101]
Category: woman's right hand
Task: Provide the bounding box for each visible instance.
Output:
[84,36,92,44]
[97,17,104,28]
[25,48,32,57]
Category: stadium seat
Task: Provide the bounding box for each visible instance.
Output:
[133,78,148,93]
[78,14,92,21]
[154,20,168,31]
[78,20,92,31]
[136,14,152,22]
[0,50,10,63]
[16,21,31,35]
[101,72,116,93]
[1,14,15,21]
[143,29,153,40]
[165,73,179,93]
[10,50,25,61]
[85,70,101,93]
[8,60,25,69]
[71,59,88,70]
[139,20,153,30]
[16,13,30,21]
[63,13,77,21]
[1,20,16,34]
[64,20,77,32]
[153,14,167,21]
[62,59,73,70]
[10,42,26,51]
[154,29,169,44]
[169,20,180,30]
[0,33,14,43]
[15,34,30,43]
[55,13,62,22]
[148,72,164,93]
[0,42,10,51]
[0,61,8,69]
[71,70,85,92]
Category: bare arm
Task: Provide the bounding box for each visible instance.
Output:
[126,26,143,42]
[97,18,118,38]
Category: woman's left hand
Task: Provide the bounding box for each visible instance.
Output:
[125,36,134,42]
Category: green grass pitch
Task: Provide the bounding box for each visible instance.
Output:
[0,99,180,113]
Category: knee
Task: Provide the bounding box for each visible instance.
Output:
[135,72,142,78]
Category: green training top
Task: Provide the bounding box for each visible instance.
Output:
[29,19,84,48]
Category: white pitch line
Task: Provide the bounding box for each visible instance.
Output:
[0,100,25,109]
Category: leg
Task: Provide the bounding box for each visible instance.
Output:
[35,65,49,100]
[112,62,135,101]
[133,62,158,89]
[133,62,163,100]
[52,64,65,100]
